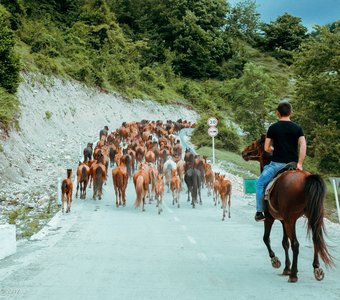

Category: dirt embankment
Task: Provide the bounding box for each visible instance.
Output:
[0,73,198,237]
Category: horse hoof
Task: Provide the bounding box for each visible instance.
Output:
[178,204,180,208]
[282,269,291,276]
[314,268,325,281]
[271,257,281,269]
[288,276,298,283]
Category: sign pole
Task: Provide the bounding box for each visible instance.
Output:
[330,178,340,224]
[212,135,215,164]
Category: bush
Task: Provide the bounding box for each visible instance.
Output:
[0,87,20,128]
[191,113,242,152]
[0,6,21,94]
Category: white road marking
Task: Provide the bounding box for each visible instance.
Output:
[187,236,197,245]
[174,216,180,222]
[181,225,187,231]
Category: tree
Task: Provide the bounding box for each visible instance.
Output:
[226,63,276,141]
[292,26,340,173]
[259,13,307,64]
[112,0,232,79]
[225,0,261,45]
[0,5,20,94]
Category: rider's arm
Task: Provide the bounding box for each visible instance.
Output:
[264,138,273,154]
[297,136,306,170]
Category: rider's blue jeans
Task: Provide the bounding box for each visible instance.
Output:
[256,161,286,212]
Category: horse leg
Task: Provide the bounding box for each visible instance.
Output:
[222,198,225,221]
[199,187,202,205]
[93,183,97,200]
[284,221,299,283]
[280,221,291,276]
[61,193,65,213]
[228,194,231,218]
[76,181,79,198]
[142,194,146,212]
[98,183,102,200]
[115,187,119,208]
[177,190,180,208]
[263,215,281,269]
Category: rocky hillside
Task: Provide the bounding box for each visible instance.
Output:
[0,73,198,237]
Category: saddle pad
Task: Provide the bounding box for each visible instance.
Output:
[264,172,285,202]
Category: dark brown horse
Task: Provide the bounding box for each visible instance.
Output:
[242,137,334,282]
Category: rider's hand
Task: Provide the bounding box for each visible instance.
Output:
[297,163,303,170]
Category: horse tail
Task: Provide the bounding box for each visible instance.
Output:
[135,176,144,208]
[61,180,67,193]
[81,166,87,182]
[95,166,102,187]
[304,174,334,267]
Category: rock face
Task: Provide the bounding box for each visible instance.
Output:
[0,73,199,237]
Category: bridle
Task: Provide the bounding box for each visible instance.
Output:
[244,142,264,160]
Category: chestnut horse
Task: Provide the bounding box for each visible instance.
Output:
[217,175,231,220]
[242,137,334,282]
[112,159,128,207]
[61,169,73,213]
[155,175,164,215]
[170,169,181,208]
[76,162,90,199]
[133,164,150,212]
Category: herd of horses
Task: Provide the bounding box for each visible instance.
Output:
[61,119,232,219]
[61,122,334,283]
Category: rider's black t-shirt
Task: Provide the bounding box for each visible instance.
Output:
[267,121,304,163]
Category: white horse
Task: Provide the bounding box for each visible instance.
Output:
[163,157,177,192]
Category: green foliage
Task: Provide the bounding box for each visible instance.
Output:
[0,0,25,30]
[112,0,232,79]
[191,112,242,152]
[44,111,53,120]
[224,63,276,141]
[292,26,340,174]
[259,13,307,64]
[0,87,20,128]
[225,0,260,45]
[0,5,21,93]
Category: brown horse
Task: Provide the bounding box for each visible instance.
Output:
[217,175,231,220]
[155,175,164,215]
[170,169,181,208]
[133,163,150,211]
[61,169,73,213]
[91,154,106,200]
[242,137,334,282]
[205,163,214,197]
[76,162,90,199]
[112,160,128,207]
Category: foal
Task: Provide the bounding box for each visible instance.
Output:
[170,169,181,207]
[155,175,164,215]
[61,169,73,213]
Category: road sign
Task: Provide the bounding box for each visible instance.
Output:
[208,127,218,137]
[207,117,218,127]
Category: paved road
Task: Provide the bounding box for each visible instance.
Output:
[0,130,339,300]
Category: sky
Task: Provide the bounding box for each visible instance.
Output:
[228,0,340,31]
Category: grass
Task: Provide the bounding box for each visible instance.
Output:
[197,146,339,223]
[197,146,260,178]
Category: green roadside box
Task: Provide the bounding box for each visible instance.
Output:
[243,178,257,194]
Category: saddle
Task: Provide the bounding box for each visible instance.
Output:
[264,162,297,203]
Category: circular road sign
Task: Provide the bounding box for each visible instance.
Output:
[208,127,218,137]
[207,117,218,127]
